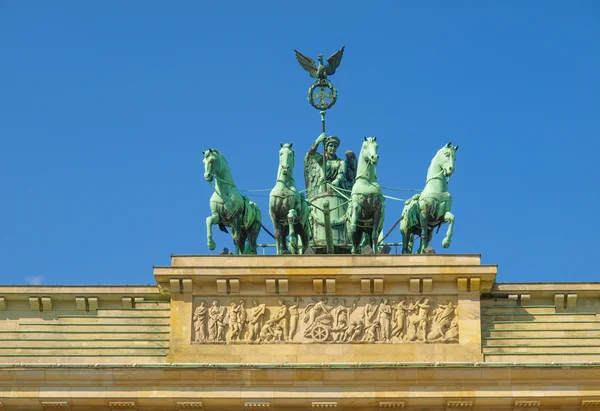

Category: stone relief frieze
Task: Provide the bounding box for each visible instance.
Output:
[192,296,458,344]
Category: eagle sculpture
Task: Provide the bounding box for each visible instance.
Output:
[294,46,345,80]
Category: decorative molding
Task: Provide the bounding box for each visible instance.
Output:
[75,297,86,311]
[244,401,270,407]
[379,401,405,408]
[373,278,384,293]
[278,279,288,293]
[581,400,600,407]
[313,279,324,294]
[410,278,420,293]
[470,277,481,291]
[29,296,41,311]
[325,279,335,293]
[266,279,277,293]
[108,401,136,409]
[513,400,541,407]
[41,401,69,409]
[41,297,52,311]
[312,401,337,408]
[229,279,240,293]
[176,401,204,409]
[88,297,98,311]
[216,279,227,293]
[446,400,473,408]
[567,293,578,308]
[121,297,134,309]
[422,278,433,293]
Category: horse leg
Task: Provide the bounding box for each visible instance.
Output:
[372,198,385,254]
[273,221,283,255]
[442,211,455,249]
[239,231,249,254]
[400,219,410,254]
[418,211,429,254]
[269,199,282,255]
[230,216,244,255]
[247,220,261,255]
[347,198,360,254]
[288,211,298,254]
[298,225,309,255]
[206,211,219,251]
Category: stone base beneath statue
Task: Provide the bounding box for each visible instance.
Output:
[9,254,600,409]
[154,254,496,364]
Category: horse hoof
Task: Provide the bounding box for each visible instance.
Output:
[442,238,451,248]
[208,240,216,250]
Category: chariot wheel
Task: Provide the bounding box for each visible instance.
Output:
[311,324,329,342]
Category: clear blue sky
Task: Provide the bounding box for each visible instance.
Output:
[1,1,598,285]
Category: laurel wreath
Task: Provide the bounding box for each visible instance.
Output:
[307,80,337,110]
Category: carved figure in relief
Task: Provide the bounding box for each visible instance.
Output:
[228,302,242,340]
[444,317,459,342]
[191,296,458,344]
[391,298,409,340]
[193,301,208,342]
[235,299,248,339]
[362,298,378,329]
[247,300,267,342]
[259,320,276,342]
[288,297,302,340]
[330,298,359,342]
[378,298,392,342]
[303,297,333,335]
[303,297,334,342]
[427,301,458,342]
[208,301,227,342]
[363,320,381,342]
[271,299,290,340]
[344,320,364,342]
[407,297,431,342]
[435,301,455,331]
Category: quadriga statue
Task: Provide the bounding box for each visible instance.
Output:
[399,143,458,254]
[269,143,311,254]
[202,148,262,254]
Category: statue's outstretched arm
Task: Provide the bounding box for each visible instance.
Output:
[307,133,327,156]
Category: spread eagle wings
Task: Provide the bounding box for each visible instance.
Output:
[294,50,318,78]
[294,46,345,78]
[325,46,345,76]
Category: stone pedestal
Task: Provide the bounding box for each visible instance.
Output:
[153,254,497,364]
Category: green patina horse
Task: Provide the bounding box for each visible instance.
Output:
[400,143,459,254]
[203,148,262,254]
[269,143,310,255]
[346,137,385,254]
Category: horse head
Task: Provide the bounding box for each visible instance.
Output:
[435,142,459,177]
[202,148,220,183]
[361,137,379,165]
[278,143,295,180]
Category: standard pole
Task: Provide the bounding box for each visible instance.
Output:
[320,110,327,191]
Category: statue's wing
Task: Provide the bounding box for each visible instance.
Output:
[294,50,317,78]
[326,46,345,76]
[345,150,357,185]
